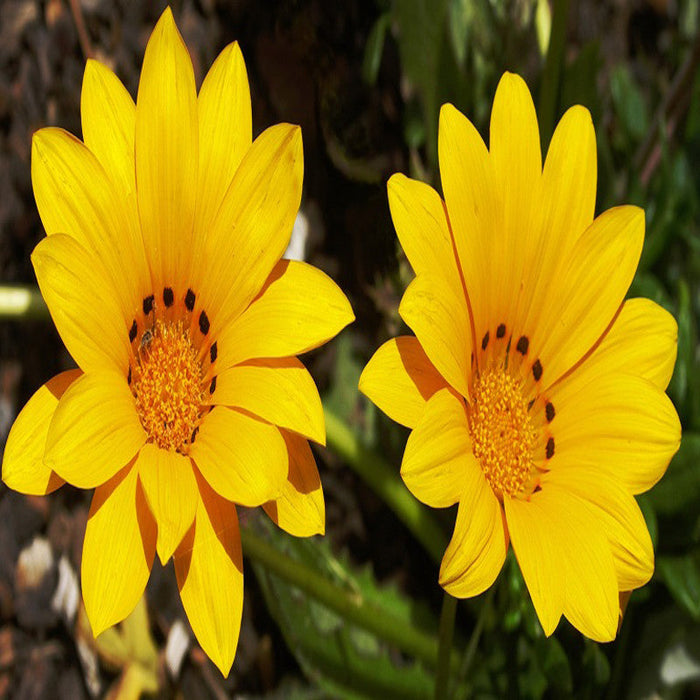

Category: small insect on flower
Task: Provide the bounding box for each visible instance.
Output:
[360,72,681,643]
[1,6,354,676]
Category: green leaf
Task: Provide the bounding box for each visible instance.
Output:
[610,64,649,143]
[658,554,700,621]
[362,13,391,85]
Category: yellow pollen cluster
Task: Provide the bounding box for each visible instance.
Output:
[132,320,205,453]
[468,368,537,499]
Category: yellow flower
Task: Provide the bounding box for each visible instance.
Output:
[2,8,353,675]
[360,72,681,642]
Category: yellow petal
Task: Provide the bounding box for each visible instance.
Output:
[387,173,463,294]
[439,467,508,597]
[174,473,243,677]
[31,128,145,319]
[45,370,146,489]
[82,462,156,637]
[194,123,303,333]
[190,406,287,506]
[32,234,131,374]
[512,104,597,338]
[263,430,325,537]
[215,259,354,370]
[548,368,681,495]
[401,388,472,508]
[438,103,497,349]
[537,485,619,642]
[2,370,81,495]
[137,444,198,565]
[135,6,198,292]
[359,336,448,428]
[195,41,252,238]
[399,274,471,398]
[80,59,137,206]
[580,297,678,391]
[504,494,563,636]
[533,205,645,386]
[213,357,325,445]
[543,466,653,591]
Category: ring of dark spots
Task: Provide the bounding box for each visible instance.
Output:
[163,287,174,307]
[129,320,138,343]
[496,323,506,339]
[516,335,529,355]
[191,426,199,443]
[527,399,534,410]
[142,295,154,315]
[185,288,196,312]
[209,376,217,394]
[210,342,218,363]
[545,401,555,423]
[127,366,132,385]
[199,310,210,335]
[545,437,555,460]
[532,359,543,382]
[533,484,542,493]
[481,331,490,351]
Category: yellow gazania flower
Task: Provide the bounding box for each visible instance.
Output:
[2,8,353,675]
[359,72,681,642]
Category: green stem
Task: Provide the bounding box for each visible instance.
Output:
[459,587,494,693]
[537,0,569,148]
[324,408,448,564]
[435,592,458,699]
[0,286,49,319]
[241,528,458,672]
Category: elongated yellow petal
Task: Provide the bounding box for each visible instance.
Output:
[190,406,287,506]
[504,494,563,636]
[31,128,145,320]
[264,430,324,537]
[538,485,619,642]
[387,173,463,293]
[174,474,243,677]
[135,6,198,292]
[213,358,325,445]
[399,274,471,398]
[137,444,198,564]
[81,59,137,205]
[216,259,354,370]
[548,369,681,494]
[359,336,448,428]
[194,123,303,332]
[82,462,156,637]
[581,297,678,390]
[439,467,507,597]
[401,388,472,508]
[533,206,644,386]
[195,41,252,238]
[45,370,145,489]
[543,467,653,590]
[438,102,497,348]
[2,370,81,495]
[32,234,131,374]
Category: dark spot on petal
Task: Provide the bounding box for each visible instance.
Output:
[527,399,534,410]
[516,336,529,355]
[533,484,542,493]
[532,359,543,382]
[129,320,138,343]
[142,295,154,315]
[191,426,199,443]
[546,437,555,459]
[199,310,210,335]
[545,401,555,423]
[481,331,490,351]
[209,376,217,394]
[185,288,196,312]
[496,323,506,339]
[163,287,174,307]
[210,342,218,363]
[127,366,132,385]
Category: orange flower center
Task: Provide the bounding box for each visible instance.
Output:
[468,368,537,499]
[131,320,207,453]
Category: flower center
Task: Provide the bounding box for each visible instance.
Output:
[467,368,537,499]
[131,320,206,453]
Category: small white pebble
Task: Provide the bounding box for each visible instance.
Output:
[165,619,190,679]
[51,556,80,623]
[16,537,53,589]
